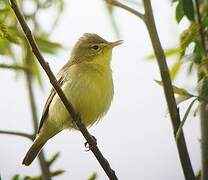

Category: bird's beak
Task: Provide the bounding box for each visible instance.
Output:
[108,40,123,48]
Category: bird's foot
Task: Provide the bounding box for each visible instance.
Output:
[84,135,97,151]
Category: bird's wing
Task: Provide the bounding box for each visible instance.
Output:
[37,64,70,133]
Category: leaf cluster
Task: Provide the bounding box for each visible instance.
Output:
[0,0,63,86]
[12,152,65,180]
[153,0,208,144]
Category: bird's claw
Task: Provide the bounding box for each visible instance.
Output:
[84,135,97,151]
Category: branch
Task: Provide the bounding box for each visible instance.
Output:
[9,0,118,179]
[105,0,145,21]
[143,1,194,179]
[0,130,34,140]
[195,1,208,180]
[0,63,28,71]
[106,0,195,179]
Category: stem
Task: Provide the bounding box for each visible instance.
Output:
[106,0,144,21]
[200,99,208,180]
[195,1,208,179]
[10,0,118,179]
[0,63,28,71]
[105,0,195,179]
[25,60,51,179]
[0,130,33,140]
[143,1,195,179]
[25,72,38,131]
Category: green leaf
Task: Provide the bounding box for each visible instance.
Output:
[193,41,203,64]
[12,174,20,180]
[0,24,24,45]
[155,80,193,96]
[31,56,43,87]
[180,23,199,56]
[88,172,97,180]
[22,40,43,87]
[146,48,180,60]
[0,63,28,71]
[0,39,10,55]
[51,169,65,177]
[35,35,62,54]
[170,59,182,81]
[182,0,195,21]
[0,22,8,38]
[176,98,197,141]
[47,152,60,167]
[176,0,184,23]
[202,15,208,28]
[176,95,193,105]
[21,169,65,180]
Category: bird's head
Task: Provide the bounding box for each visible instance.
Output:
[70,33,123,66]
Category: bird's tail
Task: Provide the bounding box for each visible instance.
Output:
[22,136,46,166]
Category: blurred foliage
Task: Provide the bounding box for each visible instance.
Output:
[12,152,65,179]
[195,170,201,180]
[154,80,194,97]
[147,48,181,80]
[0,0,63,85]
[1,0,65,178]
[151,0,208,103]
[105,3,120,38]
[46,152,60,167]
[12,169,65,180]
[154,0,208,155]
[88,172,97,180]
[152,0,208,149]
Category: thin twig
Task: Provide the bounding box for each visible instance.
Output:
[106,0,195,179]
[9,0,118,179]
[176,98,197,141]
[24,41,51,179]
[105,0,144,21]
[0,130,34,140]
[0,63,28,71]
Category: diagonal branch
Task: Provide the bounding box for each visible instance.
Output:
[9,0,118,179]
[106,0,195,179]
[0,130,34,140]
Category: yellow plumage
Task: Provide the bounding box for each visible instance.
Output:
[22,33,122,165]
[47,62,114,130]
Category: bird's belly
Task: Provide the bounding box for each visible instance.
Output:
[48,72,113,130]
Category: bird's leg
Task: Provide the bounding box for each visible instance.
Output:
[84,135,97,152]
[73,112,97,151]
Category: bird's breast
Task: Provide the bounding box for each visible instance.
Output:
[63,63,114,127]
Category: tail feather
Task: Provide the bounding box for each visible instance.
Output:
[22,137,46,166]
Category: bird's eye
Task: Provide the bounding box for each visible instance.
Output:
[91,45,100,50]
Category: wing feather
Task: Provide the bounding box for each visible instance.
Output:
[37,64,70,133]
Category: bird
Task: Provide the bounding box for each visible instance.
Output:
[22,33,123,166]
